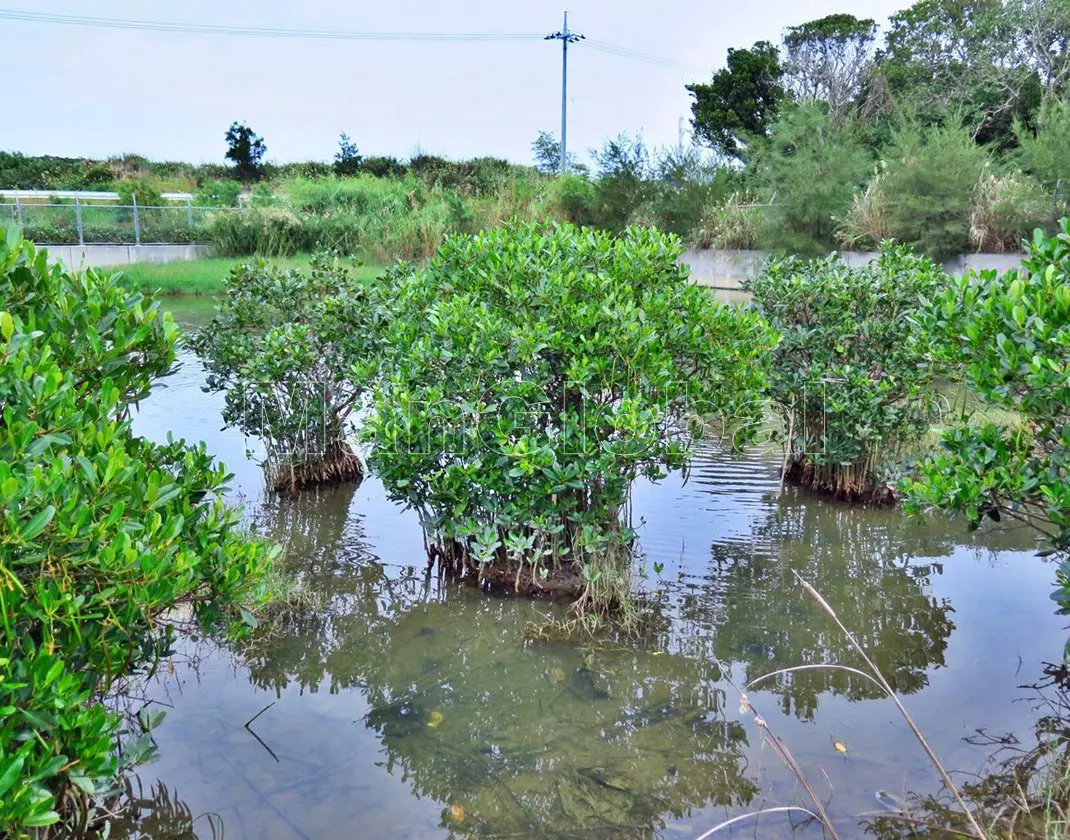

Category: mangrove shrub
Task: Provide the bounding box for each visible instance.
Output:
[366,221,775,609]
[746,245,947,502]
[192,254,378,492]
[0,230,275,834]
[904,221,1070,599]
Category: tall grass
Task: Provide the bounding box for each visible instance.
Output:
[209,173,556,262]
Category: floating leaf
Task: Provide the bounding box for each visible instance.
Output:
[549,667,566,683]
[449,804,465,822]
[427,710,444,729]
[834,741,848,755]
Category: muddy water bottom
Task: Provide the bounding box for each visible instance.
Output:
[111,303,1067,839]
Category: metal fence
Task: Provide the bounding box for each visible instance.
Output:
[1,198,240,246]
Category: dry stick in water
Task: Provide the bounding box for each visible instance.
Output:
[791,570,987,839]
[693,806,827,839]
[718,668,841,839]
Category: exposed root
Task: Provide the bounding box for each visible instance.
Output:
[270,443,363,494]
[783,457,896,506]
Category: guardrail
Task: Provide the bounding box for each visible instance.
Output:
[2,201,239,246]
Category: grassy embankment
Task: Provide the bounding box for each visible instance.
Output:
[108,254,387,296]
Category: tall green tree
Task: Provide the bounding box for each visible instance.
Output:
[687,41,787,162]
[750,104,875,254]
[879,0,1041,146]
[334,132,362,176]
[224,121,267,181]
[1009,0,1070,97]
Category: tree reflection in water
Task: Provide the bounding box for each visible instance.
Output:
[674,499,958,720]
[107,470,973,838]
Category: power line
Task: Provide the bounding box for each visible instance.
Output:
[583,38,701,72]
[0,8,544,41]
[0,8,700,73]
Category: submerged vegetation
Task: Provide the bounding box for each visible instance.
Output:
[0,229,277,835]
[746,246,946,502]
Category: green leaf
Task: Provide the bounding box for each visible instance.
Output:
[20,505,56,541]
[21,811,62,828]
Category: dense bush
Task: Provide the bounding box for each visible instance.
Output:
[969,169,1050,252]
[365,221,775,610]
[745,245,948,502]
[695,193,762,249]
[1016,99,1070,219]
[0,230,275,834]
[904,221,1070,597]
[879,118,992,258]
[750,104,875,254]
[192,254,379,491]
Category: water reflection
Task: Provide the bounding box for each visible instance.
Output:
[678,501,958,720]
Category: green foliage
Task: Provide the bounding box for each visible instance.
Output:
[745,245,948,500]
[365,221,775,608]
[193,177,242,208]
[588,134,653,233]
[903,221,1070,599]
[880,116,993,257]
[532,130,579,175]
[115,180,162,207]
[1016,98,1070,213]
[687,41,787,161]
[334,132,363,177]
[880,0,1038,147]
[969,168,1051,252]
[224,121,267,182]
[0,228,274,834]
[545,173,596,226]
[191,254,376,491]
[751,104,875,254]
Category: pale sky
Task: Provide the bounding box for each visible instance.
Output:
[2,1,911,167]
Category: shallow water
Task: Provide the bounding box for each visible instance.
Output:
[112,300,1066,839]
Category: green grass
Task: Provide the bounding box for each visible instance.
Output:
[107,254,387,296]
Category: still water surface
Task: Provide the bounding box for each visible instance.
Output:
[114,300,1066,839]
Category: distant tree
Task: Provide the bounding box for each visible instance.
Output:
[783,14,879,125]
[879,0,1040,146]
[1009,0,1070,97]
[532,130,579,174]
[334,132,363,176]
[687,41,787,162]
[224,121,267,181]
[749,104,875,254]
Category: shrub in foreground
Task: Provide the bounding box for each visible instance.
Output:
[746,245,947,502]
[904,221,1070,599]
[0,230,275,834]
[366,221,775,610]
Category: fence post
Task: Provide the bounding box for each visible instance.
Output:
[132,193,140,246]
[186,196,193,228]
[14,196,22,227]
[75,196,84,246]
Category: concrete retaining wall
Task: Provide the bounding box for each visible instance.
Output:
[41,243,214,271]
[682,248,1028,290]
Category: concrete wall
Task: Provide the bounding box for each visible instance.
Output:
[41,243,214,271]
[682,248,1028,290]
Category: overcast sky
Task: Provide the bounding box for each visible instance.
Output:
[2,0,911,167]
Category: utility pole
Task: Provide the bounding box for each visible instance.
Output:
[545,12,584,176]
